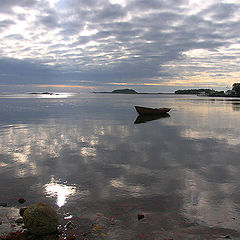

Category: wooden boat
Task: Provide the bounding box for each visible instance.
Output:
[135,106,171,115]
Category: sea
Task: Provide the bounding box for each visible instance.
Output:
[0,92,240,239]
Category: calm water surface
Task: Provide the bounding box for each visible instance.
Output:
[0,93,240,239]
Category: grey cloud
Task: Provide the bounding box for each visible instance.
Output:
[59,22,85,38]
[161,14,229,50]
[22,47,31,52]
[92,21,137,42]
[59,0,124,23]
[98,28,141,42]
[201,3,239,20]
[39,14,59,29]
[0,0,36,13]
[5,34,24,40]
[70,36,92,46]
[0,58,61,84]
[56,3,126,38]
[0,55,167,86]
[66,0,106,8]
[49,44,67,49]
[127,0,188,12]
[0,19,15,30]
[59,0,239,76]
[127,0,163,10]
[101,22,133,31]
[92,3,126,21]
[17,13,27,21]
[211,74,226,77]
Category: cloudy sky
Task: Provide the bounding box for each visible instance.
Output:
[0,0,240,92]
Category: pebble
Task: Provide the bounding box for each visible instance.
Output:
[15,218,24,224]
[137,214,144,220]
[0,203,7,207]
[109,218,116,225]
[18,198,26,204]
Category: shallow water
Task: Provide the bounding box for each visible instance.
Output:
[0,93,240,239]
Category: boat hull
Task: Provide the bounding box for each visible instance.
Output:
[135,106,171,115]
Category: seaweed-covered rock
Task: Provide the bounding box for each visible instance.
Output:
[23,202,58,236]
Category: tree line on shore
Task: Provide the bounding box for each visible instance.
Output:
[175,83,240,97]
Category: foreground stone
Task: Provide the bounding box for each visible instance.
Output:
[23,202,58,236]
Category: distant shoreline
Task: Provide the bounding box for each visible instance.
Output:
[92,91,175,95]
[93,88,240,97]
[92,88,175,95]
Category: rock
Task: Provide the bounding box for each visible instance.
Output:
[15,218,24,224]
[18,198,26,204]
[65,221,73,229]
[0,203,7,207]
[109,218,116,225]
[23,202,58,236]
[137,213,144,220]
[19,207,28,217]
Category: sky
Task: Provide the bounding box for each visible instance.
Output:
[0,0,240,93]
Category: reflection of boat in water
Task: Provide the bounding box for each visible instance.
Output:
[135,106,171,115]
[134,113,170,124]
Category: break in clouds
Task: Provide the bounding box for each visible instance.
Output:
[0,0,240,91]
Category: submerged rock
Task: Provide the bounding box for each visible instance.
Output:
[23,202,58,236]
[18,198,26,204]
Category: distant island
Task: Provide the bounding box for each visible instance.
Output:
[175,89,213,95]
[93,89,138,94]
[29,92,54,95]
[93,89,173,94]
[112,89,138,94]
